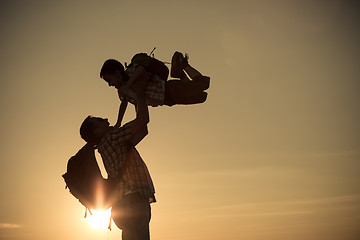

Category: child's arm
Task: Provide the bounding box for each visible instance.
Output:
[113,100,128,128]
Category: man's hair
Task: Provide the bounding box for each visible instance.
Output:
[80,116,98,144]
[100,59,125,78]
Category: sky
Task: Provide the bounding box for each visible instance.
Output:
[0,0,359,240]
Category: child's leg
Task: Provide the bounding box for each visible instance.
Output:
[170,52,210,88]
[183,64,202,80]
[170,52,190,81]
[192,75,210,90]
[171,51,203,79]
[183,56,210,90]
[164,80,207,106]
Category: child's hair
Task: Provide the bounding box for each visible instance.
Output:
[80,116,99,144]
[100,59,125,78]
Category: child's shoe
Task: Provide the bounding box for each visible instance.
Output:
[171,51,189,78]
[193,75,210,90]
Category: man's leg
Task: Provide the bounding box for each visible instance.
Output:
[112,193,151,240]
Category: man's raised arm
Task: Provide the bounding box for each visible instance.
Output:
[128,70,150,145]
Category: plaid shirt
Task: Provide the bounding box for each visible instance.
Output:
[97,123,156,203]
[123,64,165,107]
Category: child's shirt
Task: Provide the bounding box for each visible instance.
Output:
[121,63,165,107]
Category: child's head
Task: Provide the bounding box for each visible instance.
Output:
[100,59,128,89]
[80,116,110,144]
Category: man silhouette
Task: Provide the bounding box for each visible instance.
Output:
[80,71,155,240]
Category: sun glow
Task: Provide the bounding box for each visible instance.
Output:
[86,208,112,229]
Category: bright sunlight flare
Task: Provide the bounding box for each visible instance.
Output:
[86,208,112,229]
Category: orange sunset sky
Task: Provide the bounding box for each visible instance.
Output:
[1,1,359,240]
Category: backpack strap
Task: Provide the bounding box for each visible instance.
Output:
[84,207,93,218]
[149,47,156,57]
[108,215,112,231]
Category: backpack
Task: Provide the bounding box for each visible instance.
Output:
[130,53,169,80]
[62,144,116,213]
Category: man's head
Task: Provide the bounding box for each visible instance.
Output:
[80,116,110,144]
[100,59,127,89]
